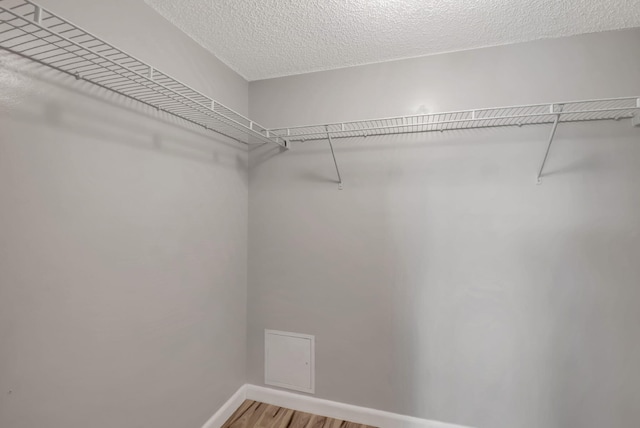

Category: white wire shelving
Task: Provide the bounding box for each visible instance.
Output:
[269,97,640,186]
[268,97,640,142]
[2,1,639,187]
[0,0,286,147]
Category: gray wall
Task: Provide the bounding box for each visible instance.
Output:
[247,29,640,428]
[0,1,249,427]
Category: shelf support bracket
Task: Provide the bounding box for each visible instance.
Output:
[536,104,563,184]
[326,126,343,190]
[33,6,42,24]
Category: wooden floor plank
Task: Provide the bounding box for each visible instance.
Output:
[329,419,347,428]
[221,400,377,428]
[254,404,294,428]
[222,400,255,428]
[222,400,263,428]
[306,414,329,428]
[287,410,313,428]
[342,421,367,428]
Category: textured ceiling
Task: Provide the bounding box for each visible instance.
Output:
[146,0,640,81]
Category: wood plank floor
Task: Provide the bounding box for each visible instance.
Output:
[221,400,377,428]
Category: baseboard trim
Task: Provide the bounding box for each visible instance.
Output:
[244,384,472,428]
[202,384,247,428]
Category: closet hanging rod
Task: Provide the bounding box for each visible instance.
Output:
[268,97,640,142]
[0,0,286,148]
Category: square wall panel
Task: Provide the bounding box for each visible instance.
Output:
[265,330,315,394]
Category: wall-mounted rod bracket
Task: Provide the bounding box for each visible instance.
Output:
[536,104,563,184]
[326,126,343,190]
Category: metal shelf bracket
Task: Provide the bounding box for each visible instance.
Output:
[536,104,563,185]
[326,126,343,190]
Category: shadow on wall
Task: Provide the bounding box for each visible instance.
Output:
[0,51,248,177]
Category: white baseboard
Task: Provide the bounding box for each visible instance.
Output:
[201,384,247,428]
[244,384,473,428]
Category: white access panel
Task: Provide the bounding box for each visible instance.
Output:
[265,330,315,394]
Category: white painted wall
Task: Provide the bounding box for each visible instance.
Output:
[247,29,640,428]
[0,1,249,427]
[3,4,640,426]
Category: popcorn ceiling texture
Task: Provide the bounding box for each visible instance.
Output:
[146,0,640,81]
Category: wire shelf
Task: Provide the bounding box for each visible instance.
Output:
[269,97,640,142]
[0,0,285,147]
[1,1,638,149]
